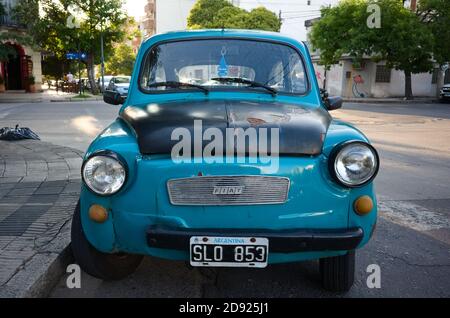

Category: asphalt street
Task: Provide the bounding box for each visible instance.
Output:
[0,100,449,297]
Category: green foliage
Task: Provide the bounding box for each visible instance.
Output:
[188,0,281,32]
[42,56,72,79]
[105,43,136,76]
[246,7,282,32]
[27,75,35,85]
[309,0,434,98]
[188,0,233,29]
[13,0,128,93]
[0,33,34,62]
[0,2,6,17]
[213,6,248,29]
[418,0,450,65]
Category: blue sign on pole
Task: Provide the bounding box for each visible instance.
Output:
[66,52,88,60]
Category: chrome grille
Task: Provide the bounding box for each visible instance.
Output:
[167,176,290,206]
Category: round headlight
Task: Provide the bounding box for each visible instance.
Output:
[330,141,379,187]
[82,153,126,195]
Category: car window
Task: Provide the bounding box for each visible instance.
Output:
[114,77,130,84]
[140,39,308,95]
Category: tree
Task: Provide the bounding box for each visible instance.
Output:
[246,7,282,32]
[309,0,434,99]
[0,2,34,62]
[188,0,281,32]
[188,0,233,29]
[417,0,450,97]
[105,43,136,75]
[14,0,128,94]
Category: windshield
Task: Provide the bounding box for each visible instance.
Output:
[139,39,308,95]
[114,77,130,84]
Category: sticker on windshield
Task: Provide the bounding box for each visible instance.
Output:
[218,47,229,77]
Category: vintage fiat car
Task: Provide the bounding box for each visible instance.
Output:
[72,30,379,292]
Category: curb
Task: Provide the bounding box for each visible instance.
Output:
[0,221,74,298]
[50,97,103,103]
[0,140,82,298]
[0,97,102,104]
[343,98,437,104]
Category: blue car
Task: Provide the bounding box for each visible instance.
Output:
[72,30,379,292]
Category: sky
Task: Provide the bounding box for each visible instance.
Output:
[124,0,340,41]
[124,0,148,20]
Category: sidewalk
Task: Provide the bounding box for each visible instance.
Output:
[0,140,83,298]
[343,97,437,104]
[0,89,103,104]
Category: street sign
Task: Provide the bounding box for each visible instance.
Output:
[66,52,87,60]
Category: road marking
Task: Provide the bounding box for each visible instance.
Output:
[379,199,450,231]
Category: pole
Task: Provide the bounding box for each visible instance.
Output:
[100,19,105,93]
[78,39,82,96]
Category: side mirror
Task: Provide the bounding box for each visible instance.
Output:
[325,96,343,111]
[320,89,343,111]
[103,91,124,105]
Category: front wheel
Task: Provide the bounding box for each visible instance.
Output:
[71,202,143,281]
[319,251,355,292]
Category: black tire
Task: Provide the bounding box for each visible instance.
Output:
[319,251,355,292]
[71,202,143,281]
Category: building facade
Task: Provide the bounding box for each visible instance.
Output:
[305,1,449,99]
[312,57,449,98]
[0,0,42,92]
[142,0,156,38]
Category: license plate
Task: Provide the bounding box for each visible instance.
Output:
[190,236,269,268]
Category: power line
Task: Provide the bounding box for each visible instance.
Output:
[282,15,321,20]
[282,10,322,14]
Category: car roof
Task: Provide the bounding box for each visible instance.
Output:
[142,29,307,51]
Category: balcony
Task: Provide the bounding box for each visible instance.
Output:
[0,14,25,28]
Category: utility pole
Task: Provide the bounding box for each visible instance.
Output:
[100,18,105,93]
[78,39,82,96]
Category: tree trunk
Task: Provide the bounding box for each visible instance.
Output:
[404,70,413,100]
[436,66,445,99]
[86,54,99,95]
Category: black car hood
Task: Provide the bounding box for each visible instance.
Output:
[120,100,331,156]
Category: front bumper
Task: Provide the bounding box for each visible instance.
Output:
[147,226,364,253]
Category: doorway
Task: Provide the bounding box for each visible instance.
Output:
[5,53,22,90]
[3,43,29,91]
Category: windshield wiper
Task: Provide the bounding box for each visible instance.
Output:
[211,77,278,96]
[147,81,209,95]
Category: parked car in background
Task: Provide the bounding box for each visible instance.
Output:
[97,76,114,93]
[103,76,131,105]
[73,30,379,292]
[440,84,450,102]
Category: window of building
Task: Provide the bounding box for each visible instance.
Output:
[375,65,391,83]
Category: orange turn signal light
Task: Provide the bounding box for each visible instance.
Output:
[354,196,374,216]
[89,205,109,223]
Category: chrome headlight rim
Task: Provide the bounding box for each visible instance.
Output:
[81,150,128,196]
[328,140,380,188]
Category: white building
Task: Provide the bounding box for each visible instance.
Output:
[155,0,197,34]
[312,57,447,98]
